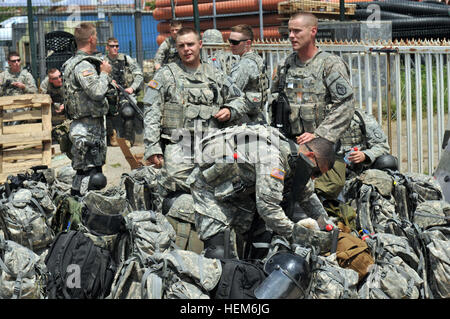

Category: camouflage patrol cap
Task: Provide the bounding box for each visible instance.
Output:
[202,29,224,44]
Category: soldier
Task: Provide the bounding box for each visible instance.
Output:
[228,24,269,124]
[154,20,182,71]
[0,51,37,96]
[143,27,250,195]
[201,28,239,76]
[62,22,112,196]
[40,68,65,126]
[188,124,336,259]
[104,37,144,147]
[271,12,355,200]
[338,108,390,179]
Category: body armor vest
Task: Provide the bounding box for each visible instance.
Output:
[0,69,30,96]
[164,38,179,64]
[62,54,109,120]
[47,83,64,104]
[243,52,269,108]
[108,54,133,88]
[338,109,368,154]
[282,51,331,136]
[161,62,222,134]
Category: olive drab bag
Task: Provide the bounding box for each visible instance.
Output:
[0,238,48,299]
[335,232,374,282]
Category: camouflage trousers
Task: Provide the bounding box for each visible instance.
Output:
[69,117,107,171]
[191,170,256,257]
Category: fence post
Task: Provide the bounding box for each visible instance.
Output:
[27,0,38,81]
[135,0,144,66]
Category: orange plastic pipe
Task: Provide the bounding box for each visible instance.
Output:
[156,26,281,46]
[155,0,229,8]
[153,0,285,21]
[156,13,282,33]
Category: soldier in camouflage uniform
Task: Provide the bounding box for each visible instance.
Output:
[0,51,37,96]
[62,22,112,196]
[338,108,390,179]
[201,29,239,76]
[188,124,336,259]
[40,68,65,126]
[154,20,182,71]
[104,37,144,147]
[228,24,269,124]
[272,13,355,200]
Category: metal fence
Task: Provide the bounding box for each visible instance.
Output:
[204,39,450,175]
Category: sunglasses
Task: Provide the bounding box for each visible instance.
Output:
[228,38,249,45]
[50,75,62,81]
[108,44,119,48]
[9,59,21,63]
[304,143,323,179]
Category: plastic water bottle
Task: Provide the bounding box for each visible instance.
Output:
[344,147,358,165]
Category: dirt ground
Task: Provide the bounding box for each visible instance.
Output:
[51,140,145,188]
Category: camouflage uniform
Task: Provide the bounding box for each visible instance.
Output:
[338,108,390,178]
[40,76,65,125]
[104,53,144,144]
[154,37,179,67]
[62,50,111,193]
[229,50,269,124]
[143,60,249,193]
[272,50,355,143]
[201,29,239,76]
[0,67,37,96]
[188,124,328,255]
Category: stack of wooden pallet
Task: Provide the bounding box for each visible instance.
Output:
[278,0,356,17]
[0,94,52,182]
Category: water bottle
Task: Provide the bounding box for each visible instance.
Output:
[344,147,358,165]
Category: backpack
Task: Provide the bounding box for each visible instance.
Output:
[359,233,424,299]
[120,166,160,212]
[212,259,266,299]
[118,210,177,264]
[419,226,450,299]
[308,253,360,299]
[0,181,55,253]
[0,238,48,299]
[107,256,145,299]
[44,230,116,299]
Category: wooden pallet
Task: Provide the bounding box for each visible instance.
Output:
[0,94,52,182]
[278,0,356,16]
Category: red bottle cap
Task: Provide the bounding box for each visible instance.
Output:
[233,153,238,160]
[325,224,334,231]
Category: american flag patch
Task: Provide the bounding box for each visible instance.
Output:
[148,80,159,89]
[270,168,285,181]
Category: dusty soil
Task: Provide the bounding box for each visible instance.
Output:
[51,141,145,187]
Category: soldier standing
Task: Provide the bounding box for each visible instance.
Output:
[201,29,239,76]
[0,51,37,96]
[228,24,269,124]
[271,12,355,200]
[62,22,112,196]
[143,27,250,195]
[154,20,182,71]
[40,68,65,126]
[104,37,144,147]
[189,124,336,259]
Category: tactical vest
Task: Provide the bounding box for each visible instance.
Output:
[338,109,368,154]
[164,38,179,64]
[241,52,270,116]
[47,83,64,104]
[161,62,222,134]
[62,54,109,120]
[281,51,334,136]
[108,53,133,88]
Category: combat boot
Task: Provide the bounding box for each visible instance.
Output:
[110,129,119,147]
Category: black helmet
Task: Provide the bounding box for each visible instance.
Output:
[87,173,107,191]
[372,154,398,171]
[254,252,310,299]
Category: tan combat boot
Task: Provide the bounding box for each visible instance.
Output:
[110,129,119,147]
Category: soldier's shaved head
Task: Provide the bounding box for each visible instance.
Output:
[289,12,318,28]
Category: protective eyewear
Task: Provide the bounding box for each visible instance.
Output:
[108,44,119,48]
[228,39,249,45]
[9,59,21,63]
[304,143,323,179]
